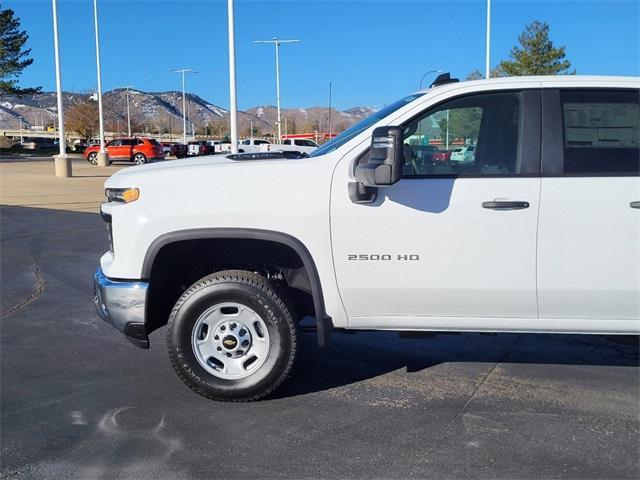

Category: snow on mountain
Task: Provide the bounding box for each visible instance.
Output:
[0,89,377,135]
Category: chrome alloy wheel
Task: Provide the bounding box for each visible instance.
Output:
[133,153,146,165]
[191,302,270,380]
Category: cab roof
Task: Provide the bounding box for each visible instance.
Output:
[417,75,639,95]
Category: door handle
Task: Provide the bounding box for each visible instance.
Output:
[631,201,640,209]
[482,201,530,210]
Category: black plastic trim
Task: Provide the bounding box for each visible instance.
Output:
[142,228,333,347]
[519,89,542,174]
[123,322,149,349]
[348,181,378,203]
[541,89,564,175]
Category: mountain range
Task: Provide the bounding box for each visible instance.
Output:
[0,89,377,137]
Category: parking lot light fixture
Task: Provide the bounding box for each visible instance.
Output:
[92,0,108,167]
[253,37,300,144]
[51,0,70,178]
[170,69,197,145]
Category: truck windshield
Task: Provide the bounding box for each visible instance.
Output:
[309,93,424,158]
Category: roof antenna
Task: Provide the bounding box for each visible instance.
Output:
[430,73,459,88]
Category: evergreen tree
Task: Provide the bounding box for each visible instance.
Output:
[499,21,573,76]
[0,4,40,95]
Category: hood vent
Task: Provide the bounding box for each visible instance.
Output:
[227,151,308,161]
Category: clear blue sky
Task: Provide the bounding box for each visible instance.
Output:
[6,0,640,110]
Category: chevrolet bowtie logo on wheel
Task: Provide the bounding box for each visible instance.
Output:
[223,336,237,349]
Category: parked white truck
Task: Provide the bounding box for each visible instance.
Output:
[94,74,640,401]
[238,138,319,155]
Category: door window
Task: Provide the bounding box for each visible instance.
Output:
[402,92,522,176]
[561,90,639,175]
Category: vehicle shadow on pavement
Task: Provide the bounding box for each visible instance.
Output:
[272,329,639,399]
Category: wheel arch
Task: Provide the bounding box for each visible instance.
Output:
[142,228,333,346]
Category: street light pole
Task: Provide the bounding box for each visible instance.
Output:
[227,0,239,154]
[328,81,332,139]
[51,0,70,177]
[116,85,134,136]
[254,37,299,144]
[170,68,196,145]
[92,0,108,166]
[485,0,491,78]
[419,69,443,90]
[126,87,132,136]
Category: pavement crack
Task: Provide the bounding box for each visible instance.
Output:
[454,334,523,419]
[0,253,46,318]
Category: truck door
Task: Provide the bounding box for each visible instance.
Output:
[537,89,640,326]
[330,90,542,327]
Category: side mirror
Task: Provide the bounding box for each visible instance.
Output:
[349,126,404,203]
[355,126,404,186]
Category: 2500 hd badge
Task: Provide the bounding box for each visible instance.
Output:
[347,254,420,261]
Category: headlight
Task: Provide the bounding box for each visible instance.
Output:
[105,187,139,203]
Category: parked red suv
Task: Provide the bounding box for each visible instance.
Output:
[84,137,165,165]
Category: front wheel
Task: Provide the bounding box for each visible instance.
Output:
[87,152,98,165]
[132,152,147,165]
[167,270,297,401]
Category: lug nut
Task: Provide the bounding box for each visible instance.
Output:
[230,323,237,330]
[220,326,226,331]
[236,350,244,356]
[242,340,250,347]
[239,329,247,336]
[226,353,232,358]
[217,346,222,351]
[214,335,219,340]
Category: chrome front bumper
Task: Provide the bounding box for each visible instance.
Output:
[93,268,150,348]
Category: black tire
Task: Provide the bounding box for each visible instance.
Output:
[132,152,147,165]
[167,270,298,401]
[87,152,98,165]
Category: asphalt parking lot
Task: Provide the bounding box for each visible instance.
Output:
[1,156,639,479]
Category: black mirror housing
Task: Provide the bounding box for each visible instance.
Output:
[355,126,404,186]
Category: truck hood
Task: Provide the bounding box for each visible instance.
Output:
[104,154,318,189]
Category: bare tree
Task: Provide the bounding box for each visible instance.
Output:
[65,100,99,142]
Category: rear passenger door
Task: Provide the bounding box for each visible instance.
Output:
[538,88,640,326]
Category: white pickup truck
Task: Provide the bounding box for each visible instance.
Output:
[94,74,639,401]
[238,138,319,155]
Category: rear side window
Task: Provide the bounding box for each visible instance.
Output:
[148,139,160,146]
[561,90,639,175]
